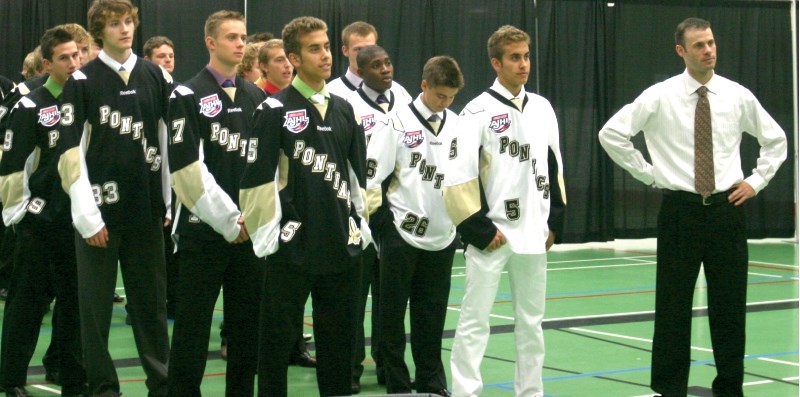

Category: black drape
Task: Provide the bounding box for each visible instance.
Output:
[0,0,794,242]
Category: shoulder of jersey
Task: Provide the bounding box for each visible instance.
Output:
[72,70,88,81]
[16,95,36,109]
[461,101,486,115]
[170,84,194,99]
[258,96,284,110]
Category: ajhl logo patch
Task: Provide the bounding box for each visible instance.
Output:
[37,105,60,127]
[402,130,424,148]
[489,113,511,134]
[198,94,223,118]
[360,114,376,132]
[283,109,310,133]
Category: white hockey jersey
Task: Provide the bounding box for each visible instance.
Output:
[345,83,413,144]
[443,80,566,254]
[367,97,457,251]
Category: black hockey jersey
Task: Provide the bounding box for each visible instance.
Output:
[58,56,173,237]
[240,85,368,274]
[168,69,266,243]
[0,85,71,225]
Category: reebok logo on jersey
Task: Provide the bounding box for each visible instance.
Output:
[360,114,376,132]
[489,113,511,134]
[283,109,310,133]
[37,105,60,127]
[198,94,223,118]
[403,130,424,148]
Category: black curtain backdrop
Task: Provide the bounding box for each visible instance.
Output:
[0,0,794,242]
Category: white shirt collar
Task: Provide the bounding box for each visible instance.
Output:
[344,68,363,88]
[491,78,526,100]
[681,69,717,96]
[361,84,390,104]
[413,94,440,120]
[99,50,137,72]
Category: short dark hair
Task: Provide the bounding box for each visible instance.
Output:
[422,55,464,89]
[87,0,139,47]
[205,10,244,39]
[40,27,75,61]
[282,16,327,58]
[258,39,284,65]
[341,21,377,46]
[356,45,388,69]
[487,25,529,61]
[247,32,274,43]
[675,17,711,47]
[143,36,174,58]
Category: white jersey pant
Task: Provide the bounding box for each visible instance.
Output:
[450,243,547,397]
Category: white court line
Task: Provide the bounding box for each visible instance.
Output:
[570,327,713,353]
[445,306,514,320]
[549,262,654,271]
[754,357,800,367]
[748,272,783,278]
[32,384,61,394]
[548,255,655,264]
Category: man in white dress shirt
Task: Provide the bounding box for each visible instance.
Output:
[598,17,787,397]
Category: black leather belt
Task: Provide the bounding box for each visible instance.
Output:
[662,189,732,206]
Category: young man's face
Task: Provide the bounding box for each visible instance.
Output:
[343,33,376,72]
[148,44,175,73]
[262,47,293,89]
[291,29,332,85]
[676,27,716,77]
[208,19,247,69]
[76,40,90,66]
[358,50,393,93]
[45,41,80,84]
[492,40,530,94]
[420,80,458,114]
[101,13,136,54]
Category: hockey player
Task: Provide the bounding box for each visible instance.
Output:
[445,25,566,397]
[367,55,463,397]
[240,16,369,397]
[344,44,412,392]
[57,0,173,395]
[327,21,376,98]
[143,36,175,74]
[166,10,265,396]
[0,27,86,397]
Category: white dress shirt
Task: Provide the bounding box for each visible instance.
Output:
[598,70,787,194]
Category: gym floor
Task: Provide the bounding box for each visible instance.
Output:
[7,238,798,396]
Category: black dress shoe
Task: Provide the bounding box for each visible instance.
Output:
[434,389,452,397]
[113,293,124,303]
[5,386,33,397]
[351,378,361,394]
[289,351,316,368]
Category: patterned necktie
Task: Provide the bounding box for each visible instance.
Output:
[376,94,389,113]
[427,113,441,133]
[221,79,236,101]
[117,66,130,85]
[694,86,715,198]
[311,93,328,118]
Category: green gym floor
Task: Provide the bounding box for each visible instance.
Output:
[4,238,797,396]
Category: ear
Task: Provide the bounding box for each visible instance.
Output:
[420,79,428,93]
[42,58,53,73]
[675,44,685,58]
[356,66,364,78]
[288,52,301,68]
[341,44,348,57]
[205,36,215,52]
[490,57,502,73]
